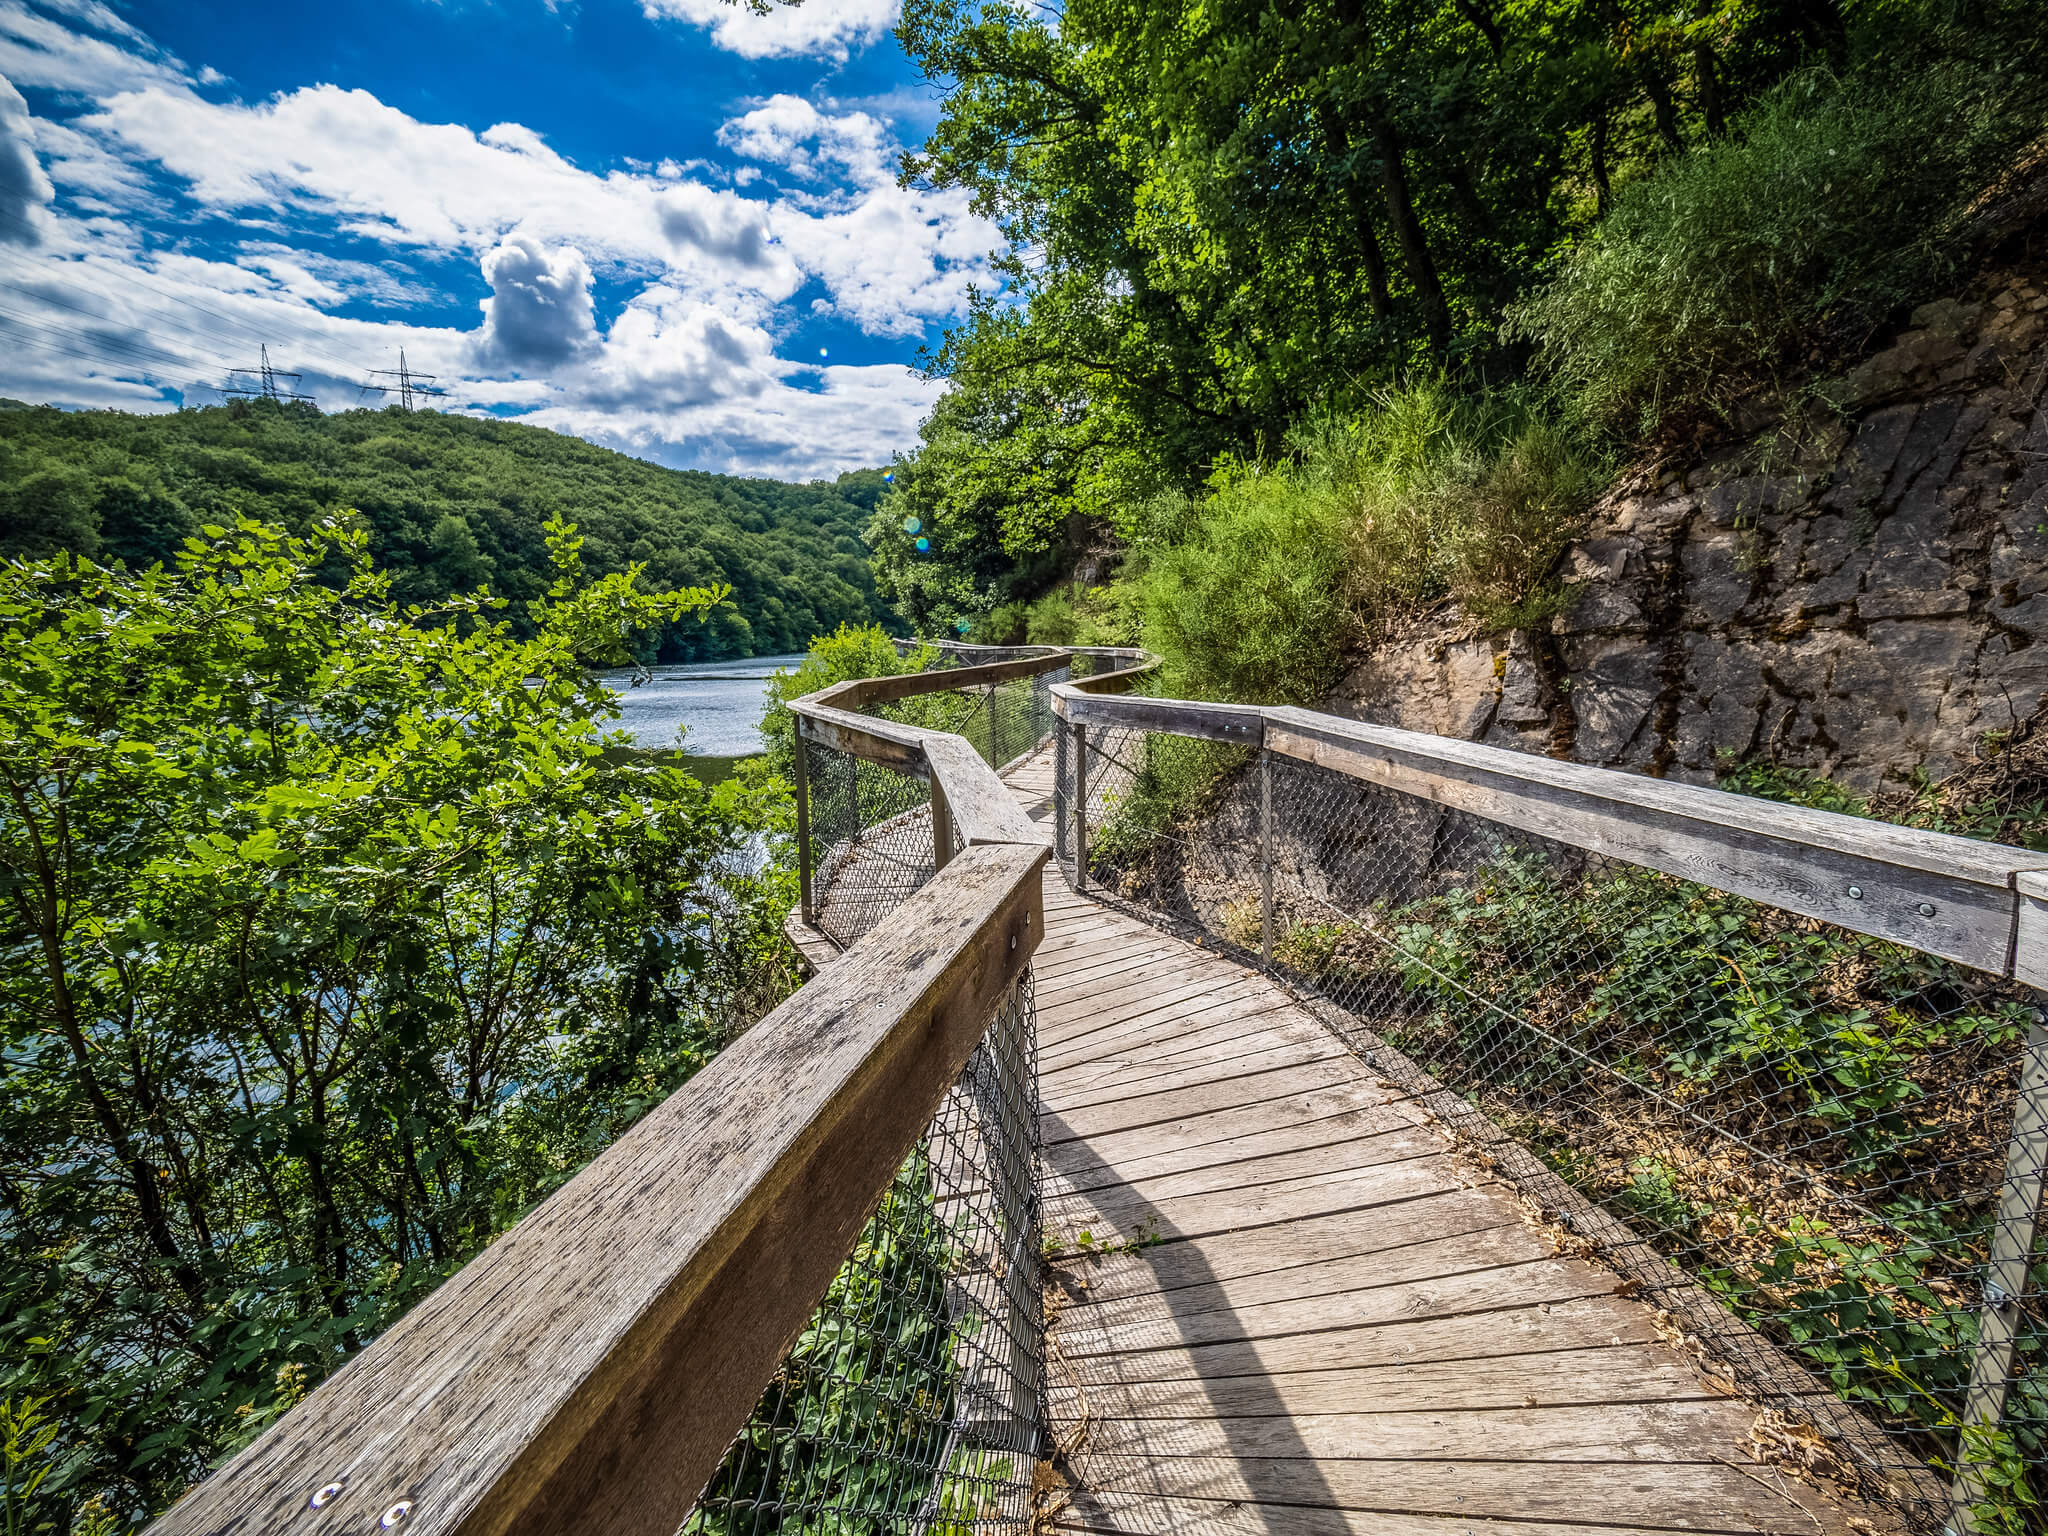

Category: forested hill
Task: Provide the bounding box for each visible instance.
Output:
[0,399,897,659]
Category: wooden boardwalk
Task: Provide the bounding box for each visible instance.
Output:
[1003,748,1897,1536]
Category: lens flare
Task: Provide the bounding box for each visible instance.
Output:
[902,516,921,535]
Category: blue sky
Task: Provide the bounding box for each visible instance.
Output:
[0,0,995,477]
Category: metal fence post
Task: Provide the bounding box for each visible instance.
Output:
[1953,1010,2048,1527]
[1072,721,1089,895]
[1053,718,1069,868]
[1260,748,1273,966]
[792,727,815,927]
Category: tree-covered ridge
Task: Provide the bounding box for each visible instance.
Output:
[0,400,900,659]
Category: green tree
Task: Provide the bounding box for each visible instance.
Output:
[0,517,795,1524]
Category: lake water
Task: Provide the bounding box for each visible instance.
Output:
[595,654,805,759]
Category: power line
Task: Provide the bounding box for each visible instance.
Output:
[222,344,316,404]
[0,300,238,377]
[0,214,469,412]
[0,215,426,389]
[360,347,445,410]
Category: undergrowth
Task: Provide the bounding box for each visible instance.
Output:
[1510,62,2046,435]
[1035,382,1603,706]
[1266,845,2047,1517]
[1720,727,2048,852]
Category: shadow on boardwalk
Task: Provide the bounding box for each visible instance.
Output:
[1011,748,1907,1535]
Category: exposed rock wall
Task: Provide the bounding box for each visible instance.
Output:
[1328,268,2048,789]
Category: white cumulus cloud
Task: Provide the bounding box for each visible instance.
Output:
[638,0,898,61]
[0,72,52,242]
[479,235,599,370]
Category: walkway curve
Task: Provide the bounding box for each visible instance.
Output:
[1006,745,1900,1536]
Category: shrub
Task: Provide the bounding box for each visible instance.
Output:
[1130,466,1361,704]
[0,520,790,1518]
[1446,415,1606,630]
[1511,64,2041,432]
[758,624,937,776]
[1123,380,1601,704]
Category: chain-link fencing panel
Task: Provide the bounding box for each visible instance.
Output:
[684,973,1043,1536]
[802,735,936,949]
[871,671,1056,776]
[1058,732,2047,1524]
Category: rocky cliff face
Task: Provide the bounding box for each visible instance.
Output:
[1329,266,2048,789]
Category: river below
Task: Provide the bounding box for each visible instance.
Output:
[594,654,803,767]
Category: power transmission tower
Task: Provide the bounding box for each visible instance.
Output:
[223,344,315,404]
[362,349,445,411]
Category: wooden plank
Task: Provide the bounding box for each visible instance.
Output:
[1032,923,1230,976]
[1044,1010,1326,1093]
[1041,986,1293,1071]
[1053,688,1265,747]
[920,732,1043,846]
[1045,1054,1387,1144]
[1045,1155,1485,1253]
[1042,1026,1350,1114]
[1064,1242,1613,1340]
[1041,989,1270,1062]
[1032,937,1194,991]
[1039,971,1259,1046]
[858,649,1067,697]
[1059,1453,1871,1535]
[1045,1011,1346,1095]
[2012,867,2048,987]
[1265,706,2047,973]
[1070,1398,1769,1464]
[1051,1256,1621,1359]
[1038,962,1247,1029]
[790,697,927,772]
[1044,984,1292,1051]
[1050,1342,1717,1418]
[1049,1121,1454,1207]
[1051,1198,1518,1316]
[779,910,841,977]
[1046,1102,1428,1200]
[1052,1294,1662,1382]
[146,843,1047,1536]
[1049,1198,1524,1306]
[1034,919,1158,954]
[1035,932,1225,986]
[1041,979,1278,1057]
[1045,1491,1731,1536]
[1044,1054,1413,1161]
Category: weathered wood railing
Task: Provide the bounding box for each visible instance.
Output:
[147,683,1052,1536]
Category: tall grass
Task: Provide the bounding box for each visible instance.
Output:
[1511,63,2042,432]
[1103,381,1602,705]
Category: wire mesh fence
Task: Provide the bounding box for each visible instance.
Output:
[1058,722,2048,1525]
[801,734,937,950]
[871,668,1068,776]
[800,667,1075,949]
[684,972,1044,1536]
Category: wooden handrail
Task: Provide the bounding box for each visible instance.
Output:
[789,653,1093,847]
[147,836,1047,1531]
[1045,683,2048,976]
